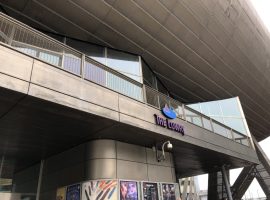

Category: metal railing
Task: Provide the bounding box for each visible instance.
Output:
[0,13,251,147]
[0,13,143,102]
[144,85,251,146]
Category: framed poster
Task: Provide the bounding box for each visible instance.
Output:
[82,180,118,200]
[56,187,66,200]
[120,180,138,200]
[66,184,81,200]
[142,182,159,200]
[161,184,175,200]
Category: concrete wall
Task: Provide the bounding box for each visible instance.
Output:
[35,139,175,200]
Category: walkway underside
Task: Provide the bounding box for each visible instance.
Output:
[0,87,256,180]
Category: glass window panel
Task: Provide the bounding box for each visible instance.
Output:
[66,38,105,64]
[208,102,222,116]
[142,60,156,89]
[121,72,141,83]
[157,79,168,95]
[39,52,60,66]
[187,104,200,112]
[240,138,249,146]
[193,117,202,127]
[200,103,210,116]
[14,47,37,57]
[232,131,249,146]
[211,116,224,124]
[219,98,241,117]
[223,118,247,135]
[202,118,212,131]
[145,92,159,108]
[107,72,142,101]
[213,122,228,138]
[185,108,202,127]
[233,131,244,139]
[84,61,106,86]
[186,116,192,123]
[226,129,233,139]
[107,49,141,83]
[63,54,81,75]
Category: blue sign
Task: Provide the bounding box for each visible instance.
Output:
[162,104,177,119]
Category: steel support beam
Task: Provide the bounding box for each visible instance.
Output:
[36,160,44,200]
[221,166,233,200]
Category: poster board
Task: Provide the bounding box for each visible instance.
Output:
[119,180,139,200]
[82,179,118,200]
[161,183,176,200]
[66,184,81,200]
[142,182,159,200]
[56,186,66,200]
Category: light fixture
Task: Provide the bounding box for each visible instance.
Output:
[156,141,173,162]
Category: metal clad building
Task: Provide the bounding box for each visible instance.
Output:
[0,0,269,199]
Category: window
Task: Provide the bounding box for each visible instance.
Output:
[107,49,142,83]
[66,38,105,64]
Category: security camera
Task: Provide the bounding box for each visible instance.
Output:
[156,140,173,162]
[167,141,173,149]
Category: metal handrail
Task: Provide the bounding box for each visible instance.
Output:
[144,85,250,145]
[1,12,82,55]
[84,56,142,88]
[0,13,143,101]
[0,13,251,147]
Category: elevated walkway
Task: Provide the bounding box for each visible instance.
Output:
[0,13,258,179]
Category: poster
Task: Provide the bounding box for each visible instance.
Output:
[66,184,81,200]
[120,181,138,200]
[82,180,118,200]
[161,184,175,200]
[56,187,66,200]
[142,182,159,200]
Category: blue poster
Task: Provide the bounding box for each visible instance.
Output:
[66,184,81,200]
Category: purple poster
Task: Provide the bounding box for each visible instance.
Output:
[120,181,138,200]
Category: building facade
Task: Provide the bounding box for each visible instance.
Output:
[0,0,270,199]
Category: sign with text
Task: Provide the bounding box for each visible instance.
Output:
[154,114,184,135]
